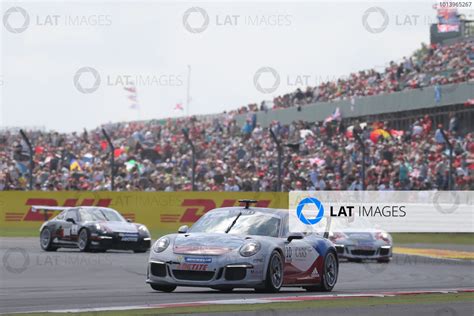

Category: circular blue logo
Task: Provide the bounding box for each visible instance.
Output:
[296,197,325,225]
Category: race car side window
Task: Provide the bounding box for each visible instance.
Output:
[65,209,79,223]
[55,211,66,220]
[280,215,289,238]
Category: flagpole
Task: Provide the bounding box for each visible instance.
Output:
[136,85,141,121]
[186,65,191,117]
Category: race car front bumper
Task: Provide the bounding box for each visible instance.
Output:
[147,253,267,288]
[335,244,392,260]
[90,234,151,251]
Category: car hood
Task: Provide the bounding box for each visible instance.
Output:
[337,228,387,241]
[173,233,246,255]
[99,221,138,233]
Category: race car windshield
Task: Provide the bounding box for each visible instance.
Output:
[190,211,280,237]
[79,208,125,222]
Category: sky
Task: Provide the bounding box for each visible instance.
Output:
[1,0,473,132]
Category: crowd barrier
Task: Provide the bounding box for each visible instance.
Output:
[0,192,288,231]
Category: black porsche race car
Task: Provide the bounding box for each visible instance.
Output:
[36,206,151,252]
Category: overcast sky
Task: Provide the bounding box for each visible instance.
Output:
[1,0,473,132]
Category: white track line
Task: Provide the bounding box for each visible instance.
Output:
[7,288,473,314]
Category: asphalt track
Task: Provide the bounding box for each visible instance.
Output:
[1,238,473,314]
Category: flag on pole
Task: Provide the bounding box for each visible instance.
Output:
[124,86,136,93]
[323,107,342,125]
[174,103,184,111]
[124,84,139,110]
[464,99,474,107]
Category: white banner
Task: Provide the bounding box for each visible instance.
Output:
[288,191,473,233]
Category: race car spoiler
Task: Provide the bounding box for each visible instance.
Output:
[31,205,73,221]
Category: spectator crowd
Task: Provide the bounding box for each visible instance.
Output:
[1,39,473,192]
[233,39,473,114]
[0,113,472,191]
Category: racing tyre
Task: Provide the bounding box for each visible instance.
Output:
[77,229,91,252]
[40,227,58,251]
[257,250,284,293]
[150,284,176,292]
[305,250,338,292]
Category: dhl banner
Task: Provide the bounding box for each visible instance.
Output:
[0,192,288,231]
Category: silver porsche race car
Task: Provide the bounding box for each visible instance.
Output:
[147,200,339,293]
[328,217,393,263]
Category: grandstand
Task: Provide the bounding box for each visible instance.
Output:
[1,33,473,193]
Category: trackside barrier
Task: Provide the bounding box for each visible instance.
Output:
[0,192,288,232]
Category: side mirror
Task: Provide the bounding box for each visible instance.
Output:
[287,232,304,243]
[178,225,189,234]
[126,219,132,223]
[66,218,76,224]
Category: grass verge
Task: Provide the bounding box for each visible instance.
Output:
[7,292,473,316]
[1,229,472,246]
[392,233,473,245]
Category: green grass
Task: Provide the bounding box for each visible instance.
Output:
[1,228,473,246]
[392,233,474,245]
[0,227,40,237]
[6,292,473,316]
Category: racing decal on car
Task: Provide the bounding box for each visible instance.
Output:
[283,241,321,284]
[184,257,212,264]
[174,246,232,255]
[120,233,139,242]
[284,255,324,284]
[176,263,209,271]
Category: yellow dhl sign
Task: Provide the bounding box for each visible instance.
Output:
[0,192,288,230]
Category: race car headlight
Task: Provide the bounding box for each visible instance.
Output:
[153,237,170,253]
[94,223,109,233]
[239,241,261,257]
[138,225,150,235]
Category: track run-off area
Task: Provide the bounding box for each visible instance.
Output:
[1,238,473,314]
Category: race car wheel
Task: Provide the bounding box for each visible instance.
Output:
[150,284,176,292]
[77,229,91,252]
[258,250,283,293]
[40,227,58,251]
[305,250,338,292]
